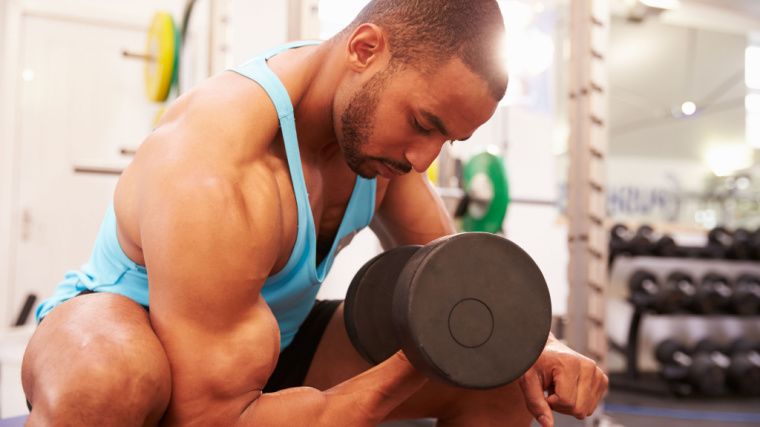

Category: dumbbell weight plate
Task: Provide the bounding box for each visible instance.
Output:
[344,246,422,365]
[393,233,552,389]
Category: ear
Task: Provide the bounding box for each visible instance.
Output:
[345,23,388,73]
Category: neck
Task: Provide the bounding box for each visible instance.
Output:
[273,39,348,164]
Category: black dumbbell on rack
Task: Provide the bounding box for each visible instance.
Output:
[730,274,760,315]
[655,339,729,396]
[746,229,760,260]
[703,227,732,259]
[652,234,679,258]
[726,229,751,260]
[688,273,732,315]
[610,224,679,264]
[726,338,760,395]
[693,338,760,396]
[629,225,655,256]
[628,270,694,314]
[609,224,633,265]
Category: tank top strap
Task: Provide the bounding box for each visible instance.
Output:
[228,42,320,260]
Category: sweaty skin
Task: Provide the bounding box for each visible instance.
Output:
[22,23,607,427]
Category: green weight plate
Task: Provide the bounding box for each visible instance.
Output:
[462,152,509,233]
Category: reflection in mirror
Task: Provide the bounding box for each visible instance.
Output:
[605,1,760,231]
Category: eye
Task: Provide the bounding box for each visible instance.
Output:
[413,117,432,134]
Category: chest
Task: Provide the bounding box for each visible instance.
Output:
[267,147,370,271]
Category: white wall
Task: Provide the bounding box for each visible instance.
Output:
[502,107,568,316]
[0,0,22,328]
[230,0,288,65]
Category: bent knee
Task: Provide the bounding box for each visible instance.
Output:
[23,293,171,425]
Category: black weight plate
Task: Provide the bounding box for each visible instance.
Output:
[345,245,422,365]
[392,233,552,389]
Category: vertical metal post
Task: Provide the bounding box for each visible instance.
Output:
[210,0,232,74]
[748,32,760,149]
[566,0,610,370]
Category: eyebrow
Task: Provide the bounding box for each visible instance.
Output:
[420,109,472,141]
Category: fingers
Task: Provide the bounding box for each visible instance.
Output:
[545,357,579,415]
[518,370,555,427]
[576,362,608,418]
[546,355,608,420]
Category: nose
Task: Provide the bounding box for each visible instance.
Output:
[405,138,446,173]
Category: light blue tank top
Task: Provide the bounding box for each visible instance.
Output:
[35,41,377,351]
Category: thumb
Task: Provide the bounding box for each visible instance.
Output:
[519,371,554,427]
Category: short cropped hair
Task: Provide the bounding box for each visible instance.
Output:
[338,0,508,101]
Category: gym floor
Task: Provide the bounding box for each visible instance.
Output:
[3,386,759,427]
[379,385,760,427]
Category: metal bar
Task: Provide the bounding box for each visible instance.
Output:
[73,166,124,175]
[122,51,154,62]
[119,147,138,156]
[510,198,557,206]
[625,307,644,379]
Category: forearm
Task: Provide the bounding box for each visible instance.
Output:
[239,352,428,426]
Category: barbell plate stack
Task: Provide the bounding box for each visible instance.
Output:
[392,232,551,389]
[345,245,422,365]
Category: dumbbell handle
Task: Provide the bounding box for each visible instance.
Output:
[671,350,693,367]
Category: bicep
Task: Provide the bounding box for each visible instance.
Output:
[371,172,455,248]
[139,169,282,423]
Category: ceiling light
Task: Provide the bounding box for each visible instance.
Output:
[706,145,753,177]
[681,101,697,116]
[639,0,681,10]
[736,176,751,190]
[747,94,760,112]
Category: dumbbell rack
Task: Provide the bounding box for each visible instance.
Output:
[609,255,760,395]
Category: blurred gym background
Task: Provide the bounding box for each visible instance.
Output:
[1,0,759,425]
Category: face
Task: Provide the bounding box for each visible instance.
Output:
[336,58,500,180]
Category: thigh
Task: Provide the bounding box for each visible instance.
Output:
[302,302,533,425]
[22,292,171,426]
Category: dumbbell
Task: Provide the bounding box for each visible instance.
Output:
[652,234,679,258]
[344,232,552,389]
[628,270,659,309]
[629,225,655,256]
[655,339,728,396]
[726,338,760,395]
[633,225,682,258]
[628,270,691,313]
[746,229,760,260]
[726,229,751,260]
[609,224,633,264]
[695,338,760,396]
[703,227,731,259]
[689,273,732,314]
[730,274,760,315]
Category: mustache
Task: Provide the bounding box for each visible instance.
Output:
[375,157,412,175]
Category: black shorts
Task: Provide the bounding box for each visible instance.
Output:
[263,299,342,392]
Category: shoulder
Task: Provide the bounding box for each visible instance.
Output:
[149,71,284,160]
[138,165,284,280]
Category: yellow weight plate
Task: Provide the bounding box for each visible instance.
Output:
[145,12,177,102]
[427,157,440,185]
[153,106,167,128]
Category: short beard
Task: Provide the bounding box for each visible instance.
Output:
[339,67,394,178]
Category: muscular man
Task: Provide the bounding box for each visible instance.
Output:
[22,0,607,425]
